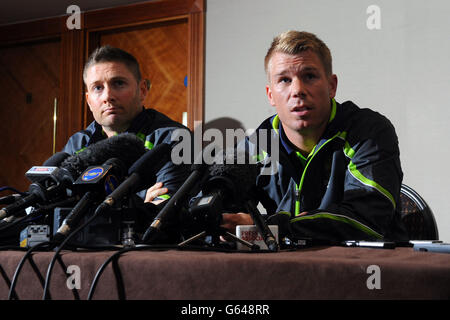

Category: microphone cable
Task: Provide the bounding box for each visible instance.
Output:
[5,197,80,299]
[87,244,148,300]
[8,241,82,300]
[43,146,164,300]
[86,239,279,300]
[8,241,54,300]
[41,205,103,300]
[0,186,27,195]
[41,195,127,300]
[8,204,91,301]
[87,244,186,300]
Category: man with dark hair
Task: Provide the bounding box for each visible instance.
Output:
[83,45,143,83]
[222,31,408,243]
[63,45,189,203]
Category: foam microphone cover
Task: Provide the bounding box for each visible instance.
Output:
[60,133,146,178]
[42,152,71,167]
[206,149,260,202]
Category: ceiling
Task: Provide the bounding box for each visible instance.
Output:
[0,0,152,26]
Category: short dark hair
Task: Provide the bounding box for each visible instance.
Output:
[83,45,142,83]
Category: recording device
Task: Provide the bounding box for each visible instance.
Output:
[20,225,50,248]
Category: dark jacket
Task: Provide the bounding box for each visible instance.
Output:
[62,108,190,198]
[241,99,408,242]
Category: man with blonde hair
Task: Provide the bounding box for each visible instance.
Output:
[222,31,408,243]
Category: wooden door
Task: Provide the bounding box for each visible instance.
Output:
[0,40,60,193]
[0,0,205,195]
[88,18,188,126]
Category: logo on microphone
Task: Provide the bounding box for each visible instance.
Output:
[81,167,104,181]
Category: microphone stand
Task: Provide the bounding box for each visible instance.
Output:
[245,200,279,252]
[142,164,206,244]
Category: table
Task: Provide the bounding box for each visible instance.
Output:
[0,245,449,300]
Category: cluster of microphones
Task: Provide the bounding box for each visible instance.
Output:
[0,133,279,252]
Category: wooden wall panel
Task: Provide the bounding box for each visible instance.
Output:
[0,40,60,193]
[0,0,205,193]
[99,19,188,124]
[57,29,86,153]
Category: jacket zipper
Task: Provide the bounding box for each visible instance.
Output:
[294,131,345,216]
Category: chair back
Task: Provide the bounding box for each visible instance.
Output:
[399,184,439,240]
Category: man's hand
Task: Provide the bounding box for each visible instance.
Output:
[144,182,168,205]
[221,213,254,233]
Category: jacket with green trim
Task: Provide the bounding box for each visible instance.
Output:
[62,108,191,198]
[241,100,408,242]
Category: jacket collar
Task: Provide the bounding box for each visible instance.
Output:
[88,107,148,146]
[272,98,338,155]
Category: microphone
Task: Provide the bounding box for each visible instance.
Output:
[186,151,255,230]
[243,195,279,252]
[95,143,172,213]
[43,152,71,166]
[188,149,279,251]
[3,152,72,212]
[0,154,70,229]
[60,133,146,178]
[0,194,22,205]
[0,133,146,221]
[22,152,71,185]
[141,149,208,243]
[0,166,75,220]
[53,158,126,243]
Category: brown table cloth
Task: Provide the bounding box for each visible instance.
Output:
[0,246,449,300]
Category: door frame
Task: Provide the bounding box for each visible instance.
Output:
[84,0,205,130]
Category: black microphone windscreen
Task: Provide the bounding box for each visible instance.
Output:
[61,133,146,178]
[128,143,171,178]
[207,149,260,198]
[43,152,71,166]
[103,157,127,178]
